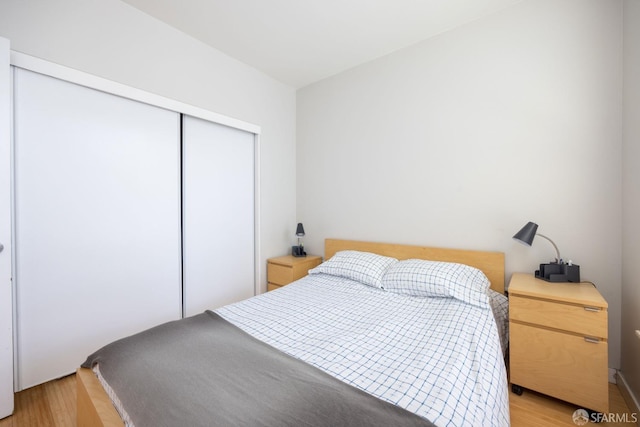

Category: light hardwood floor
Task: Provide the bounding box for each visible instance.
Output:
[0,375,635,426]
[510,383,636,427]
[0,375,76,427]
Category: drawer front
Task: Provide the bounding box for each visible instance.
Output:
[267,263,293,286]
[267,283,283,292]
[291,258,322,281]
[510,295,607,337]
[510,322,609,413]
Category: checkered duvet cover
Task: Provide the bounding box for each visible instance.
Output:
[217,273,510,427]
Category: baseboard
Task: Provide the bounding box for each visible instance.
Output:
[617,371,640,426]
[610,368,618,384]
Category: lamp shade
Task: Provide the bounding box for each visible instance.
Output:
[295,223,305,237]
[513,221,538,246]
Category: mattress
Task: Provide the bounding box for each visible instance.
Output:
[91,259,510,427]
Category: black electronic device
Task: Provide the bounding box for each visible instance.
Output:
[535,262,580,282]
[292,245,306,257]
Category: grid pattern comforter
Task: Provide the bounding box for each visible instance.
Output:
[217,273,510,427]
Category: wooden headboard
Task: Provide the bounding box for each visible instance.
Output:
[325,239,505,294]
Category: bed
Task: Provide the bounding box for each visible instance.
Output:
[77,239,509,427]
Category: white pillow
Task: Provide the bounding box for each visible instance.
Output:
[381,259,491,307]
[308,250,398,288]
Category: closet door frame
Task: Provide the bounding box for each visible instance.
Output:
[0,37,14,420]
[10,53,261,136]
[7,51,262,385]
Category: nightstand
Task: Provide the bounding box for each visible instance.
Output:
[267,255,323,291]
[508,272,609,413]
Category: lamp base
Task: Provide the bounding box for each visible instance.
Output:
[292,246,306,257]
[535,263,580,283]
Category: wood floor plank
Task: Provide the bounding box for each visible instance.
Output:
[0,375,76,427]
[510,383,637,426]
[0,375,635,426]
[11,384,53,427]
[44,375,76,427]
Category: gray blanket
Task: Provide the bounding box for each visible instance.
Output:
[82,311,435,427]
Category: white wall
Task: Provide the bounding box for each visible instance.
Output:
[0,0,297,292]
[297,0,623,369]
[621,0,640,408]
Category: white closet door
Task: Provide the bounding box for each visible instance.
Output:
[0,37,13,418]
[13,68,182,390]
[183,116,254,316]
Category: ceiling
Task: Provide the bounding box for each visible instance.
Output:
[120,0,522,88]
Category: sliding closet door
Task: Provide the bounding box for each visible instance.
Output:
[13,68,182,390]
[182,116,255,316]
[0,37,13,418]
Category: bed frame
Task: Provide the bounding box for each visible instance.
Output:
[76,239,505,426]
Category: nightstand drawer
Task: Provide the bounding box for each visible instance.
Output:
[510,322,608,413]
[267,255,323,291]
[510,294,607,338]
[267,283,283,292]
[267,263,292,286]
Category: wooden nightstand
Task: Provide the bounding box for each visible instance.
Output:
[267,255,323,291]
[508,272,609,413]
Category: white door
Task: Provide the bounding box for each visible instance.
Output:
[13,68,182,390]
[182,116,255,316]
[0,37,13,419]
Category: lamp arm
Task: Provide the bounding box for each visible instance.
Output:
[536,233,561,263]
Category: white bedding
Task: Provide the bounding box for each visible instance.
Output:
[488,289,510,356]
[217,273,510,427]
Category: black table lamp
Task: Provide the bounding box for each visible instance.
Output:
[292,223,306,257]
[513,221,580,282]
